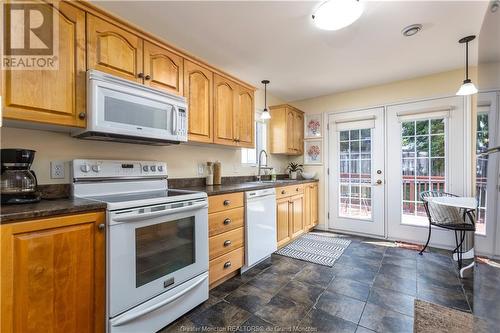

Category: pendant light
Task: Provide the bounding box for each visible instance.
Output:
[261,80,271,120]
[312,0,364,31]
[456,35,478,96]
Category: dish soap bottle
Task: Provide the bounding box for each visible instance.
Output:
[271,168,277,182]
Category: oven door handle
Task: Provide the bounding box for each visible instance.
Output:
[110,274,208,327]
[113,202,208,222]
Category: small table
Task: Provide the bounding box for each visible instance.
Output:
[426,196,477,278]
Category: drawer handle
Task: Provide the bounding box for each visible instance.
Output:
[223,200,231,206]
[224,261,232,269]
[223,218,231,225]
[223,240,232,247]
[281,190,286,194]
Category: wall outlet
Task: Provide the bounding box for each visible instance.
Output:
[197,163,205,176]
[50,161,65,179]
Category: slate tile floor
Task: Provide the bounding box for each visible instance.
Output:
[159,233,498,333]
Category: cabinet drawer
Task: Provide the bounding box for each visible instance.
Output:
[209,227,244,260]
[209,207,244,237]
[276,184,304,199]
[208,192,244,213]
[209,247,244,285]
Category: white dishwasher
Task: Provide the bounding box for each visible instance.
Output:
[242,188,277,272]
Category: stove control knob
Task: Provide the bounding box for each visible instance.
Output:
[142,165,149,172]
[150,165,157,172]
[158,165,163,172]
[91,164,101,173]
[80,163,91,173]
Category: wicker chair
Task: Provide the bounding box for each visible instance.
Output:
[419,191,476,267]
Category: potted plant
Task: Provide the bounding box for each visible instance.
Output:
[286,162,303,180]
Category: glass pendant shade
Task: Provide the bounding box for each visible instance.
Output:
[261,108,271,120]
[456,80,478,96]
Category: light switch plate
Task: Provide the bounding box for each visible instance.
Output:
[50,161,65,179]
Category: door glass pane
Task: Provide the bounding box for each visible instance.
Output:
[476,112,489,235]
[401,118,446,225]
[104,96,171,130]
[339,128,372,219]
[135,217,195,287]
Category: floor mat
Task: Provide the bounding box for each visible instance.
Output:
[275,232,351,267]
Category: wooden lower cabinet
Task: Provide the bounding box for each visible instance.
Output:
[208,192,245,288]
[277,182,318,248]
[276,198,291,248]
[303,183,319,231]
[0,212,106,333]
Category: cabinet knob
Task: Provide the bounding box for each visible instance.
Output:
[223,200,231,206]
[223,240,232,247]
[223,218,231,225]
[296,188,299,192]
[144,74,151,80]
[98,223,105,231]
[78,112,86,120]
[223,261,232,269]
[138,72,144,79]
[281,190,286,194]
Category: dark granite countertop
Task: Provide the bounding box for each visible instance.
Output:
[177,179,318,196]
[0,198,107,224]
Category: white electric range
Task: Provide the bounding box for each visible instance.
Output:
[71,159,208,333]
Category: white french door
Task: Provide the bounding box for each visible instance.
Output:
[328,107,385,237]
[475,91,500,257]
[386,96,466,248]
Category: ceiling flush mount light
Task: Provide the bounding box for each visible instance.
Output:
[261,80,271,120]
[402,24,422,37]
[312,0,364,31]
[456,35,478,96]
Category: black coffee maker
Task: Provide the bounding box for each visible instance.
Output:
[1,149,41,204]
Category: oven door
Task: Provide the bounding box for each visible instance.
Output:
[108,199,208,317]
[88,75,183,141]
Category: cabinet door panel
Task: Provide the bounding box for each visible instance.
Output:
[3,2,86,127]
[1,212,105,333]
[311,183,319,226]
[303,185,312,231]
[236,87,254,148]
[87,15,143,82]
[291,195,304,238]
[184,60,213,143]
[286,109,296,154]
[276,198,290,248]
[214,74,237,146]
[144,41,183,94]
[295,112,304,154]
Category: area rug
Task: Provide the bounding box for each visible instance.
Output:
[414,299,473,333]
[274,232,351,267]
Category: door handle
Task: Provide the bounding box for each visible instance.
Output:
[373,179,383,185]
[113,202,207,222]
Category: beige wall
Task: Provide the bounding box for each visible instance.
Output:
[290,68,475,230]
[1,89,289,184]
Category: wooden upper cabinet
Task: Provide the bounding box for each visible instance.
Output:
[269,105,304,155]
[87,14,143,83]
[144,41,183,95]
[214,74,237,146]
[185,60,213,143]
[0,212,105,333]
[236,86,255,148]
[2,2,86,127]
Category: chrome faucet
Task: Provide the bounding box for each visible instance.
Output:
[257,149,273,182]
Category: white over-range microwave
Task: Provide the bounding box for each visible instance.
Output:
[72,70,188,145]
